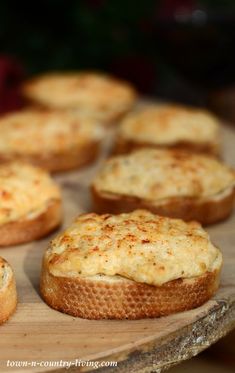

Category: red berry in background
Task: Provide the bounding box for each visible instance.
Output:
[0,55,25,114]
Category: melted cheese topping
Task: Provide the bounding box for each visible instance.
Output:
[0,257,6,289]
[0,110,104,155]
[46,210,222,286]
[0,162,61,224]
[23,73,136,119]
[119,105,220,145]
[0,257,12,290]
[93,149,235,201]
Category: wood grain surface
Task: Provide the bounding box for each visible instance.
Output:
[0,122,235,373]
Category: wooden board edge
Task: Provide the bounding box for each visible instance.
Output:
[46,297,235,373]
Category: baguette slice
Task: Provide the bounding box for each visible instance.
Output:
[21,72,137,124]
[0,199,62,247]
[0,110,103,172]
[92,149,235,225]
[92,186,235,225]
[0,141,101,173]
[114,137,220,157]
[40,210,222,319]
[0,162,62,246]
[0,258,17,324]
[40,265,220,320]
[114,105,221,156]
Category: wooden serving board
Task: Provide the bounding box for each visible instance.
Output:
[0,123,235,373]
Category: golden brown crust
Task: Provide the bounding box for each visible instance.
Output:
[116,104,220,155]
[113,137,220,157]
[92,186,235,225]
[40,259,220,320]
[24,101,136,125]
[0,141,100,173]
[0,259,17,324]
[0,199,62,247]
[21,72,138,124]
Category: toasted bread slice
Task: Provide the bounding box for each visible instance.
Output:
[40,266,220,320]
[0,199,62,247]
[92,149,235,225]
[114,105,220,156]
[22,72,137,123]
[0,162,62,246]
[114,137,220,157]
[0,257,17,324]
[0,110,103,172]
[40,210,222,319]
[0,141,101,173]
[92,186,235,225]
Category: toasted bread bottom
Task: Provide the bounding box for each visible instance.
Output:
[0,199,62,247]
[92,187,235,225]
[0,141,100,173]
[23,101,135,126]
[113,137,220,157]
[0,262,17,324]
[40,261,220,319]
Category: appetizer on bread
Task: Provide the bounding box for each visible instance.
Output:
[0,162,62,246]
[92,149,235,224]
[0,109,104,172]
[22,72,137,123]
[114,104,220,156]
[40,210,222,319]
[0,257,17,324]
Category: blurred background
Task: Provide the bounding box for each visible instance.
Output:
[1,0,235,118]
[0,0,235,371]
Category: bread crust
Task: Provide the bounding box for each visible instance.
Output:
[21,73,137,124]
[113,137,220,157]
[0,140,100,173]
[0,259,17,324]
[92,186,235,225]
[0,199,62,247]
[40,258,220,319]
[23,101,135,125]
